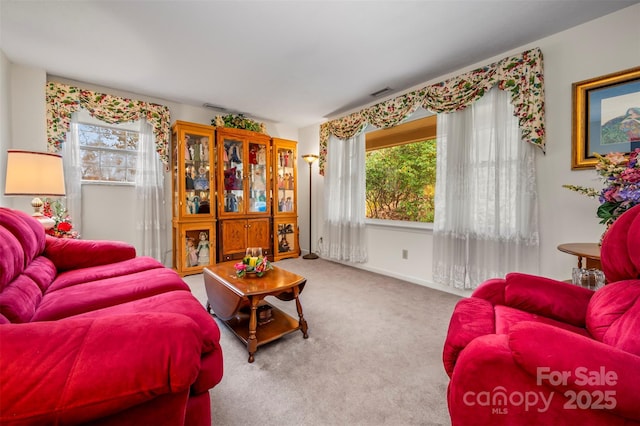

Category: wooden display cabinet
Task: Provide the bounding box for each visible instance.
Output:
[216,127,272,261]
[171,121,216,275]
[272,138,299,260]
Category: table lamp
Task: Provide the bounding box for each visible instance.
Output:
[4,150,66,229]
[301,154,319,260]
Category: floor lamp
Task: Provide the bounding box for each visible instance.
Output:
[301,154,319,259]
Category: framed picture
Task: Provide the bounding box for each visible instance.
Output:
[572,66,640,169]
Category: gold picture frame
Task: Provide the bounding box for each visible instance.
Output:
[572,66,640,169]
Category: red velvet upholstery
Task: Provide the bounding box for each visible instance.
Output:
[443,205,640,425]
[0,208,223,425]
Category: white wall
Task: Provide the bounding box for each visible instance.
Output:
[0,50,11,207]
[298,4,640,293]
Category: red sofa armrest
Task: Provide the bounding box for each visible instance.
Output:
[443,297,496,377]
[0,313,203,425]
[504,272,594,327]
[471,278,507,305]
[44,235,136,271]
[509,321,640,421]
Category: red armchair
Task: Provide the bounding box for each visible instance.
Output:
[443,205,640,425]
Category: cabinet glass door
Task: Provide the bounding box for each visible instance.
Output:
[222,138,244,214]
[180,224,215,271]
[275,145,295,214]
[248,141,269,213]
[276,220,297,256]
[183,132,212,217]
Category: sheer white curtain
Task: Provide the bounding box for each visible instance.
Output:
[321,133,367,263]
[433,87,539,290]
[135,120,166,261]
[62,114,83,236]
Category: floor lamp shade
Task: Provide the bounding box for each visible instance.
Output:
[302,154,319,260]
[4,150,66,227]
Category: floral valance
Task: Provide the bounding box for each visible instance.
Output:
[46,82,171,170]
[319,47,545,175]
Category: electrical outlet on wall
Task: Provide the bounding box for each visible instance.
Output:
[402,249,408,259]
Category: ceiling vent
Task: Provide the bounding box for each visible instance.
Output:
[370,87,392,97]
[202,103,229,111]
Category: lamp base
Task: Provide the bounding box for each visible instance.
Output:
[303,253,319,260]
[34,215,55,230]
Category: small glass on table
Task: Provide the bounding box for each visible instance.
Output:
[571,268,605,290]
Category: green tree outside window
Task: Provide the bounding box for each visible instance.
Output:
[366,139,436,222]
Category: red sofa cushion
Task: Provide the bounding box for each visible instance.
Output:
[0,314,203,425]
[32,268,190,322]
[601,204,640,283]
[44,236,136,272]
[69,290,224,395]
[0,274,42,323]
[71,291,221,354]
[22,256,57,293]
[49,256,164,292]
[0,208,45,275]
[587,279,640,354]
[0,227,24,292]
[494,305,591,337]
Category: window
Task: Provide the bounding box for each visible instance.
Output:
[78,122,139,183]
[365,114,437,223]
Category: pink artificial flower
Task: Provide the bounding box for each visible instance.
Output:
[234,262,246,271]
[605,152,627,165]
[603,188,622,202]
[621,168,640,183]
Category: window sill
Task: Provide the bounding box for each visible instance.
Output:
[81,180,135,187]
[365,218,433,232]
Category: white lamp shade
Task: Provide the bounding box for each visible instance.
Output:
[4,150,66,196]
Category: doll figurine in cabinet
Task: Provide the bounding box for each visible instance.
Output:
[184,135,192,160]
[193,166,209,190]
[200,137,209,161]
[186,237,198,267]
[197,231,210,266]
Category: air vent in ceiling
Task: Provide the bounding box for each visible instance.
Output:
[370,87,392,97]
[202,103,229,111]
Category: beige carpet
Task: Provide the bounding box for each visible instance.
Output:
[183,257,462,426]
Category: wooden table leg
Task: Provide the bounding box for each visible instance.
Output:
[247,296,259,363]
[293,286,309,339]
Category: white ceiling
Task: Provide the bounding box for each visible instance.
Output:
[1,0,637,128]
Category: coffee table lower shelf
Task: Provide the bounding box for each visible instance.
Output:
[222,303,302,348]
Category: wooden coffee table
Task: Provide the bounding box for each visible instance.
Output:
[203,261,309,363]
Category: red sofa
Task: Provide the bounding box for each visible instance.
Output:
[0,207,223,425]
[443,204,640,425]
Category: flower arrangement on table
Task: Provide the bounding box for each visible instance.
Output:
[563,148,640,228]
[234,255,273,278]
[42,198,79,239]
